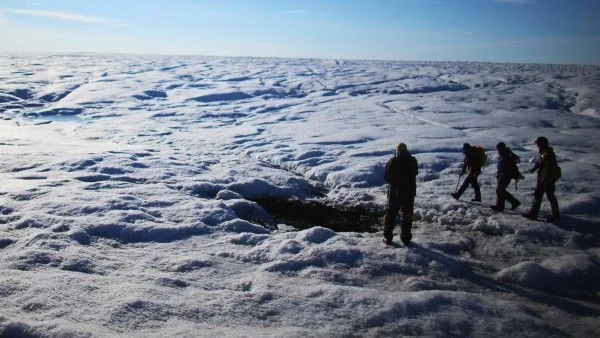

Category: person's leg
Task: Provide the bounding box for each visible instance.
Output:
[545,181,560,221]
[384,187,401,243]
[499,176,519,209]
[400,195,415,245]
[472,174,481,201]
[504,187,520,209]
[494,177,506,210]
[525,181,545,218]
[455,174,473,198]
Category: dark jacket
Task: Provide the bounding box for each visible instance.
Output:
[497,148,519,179]
[384,152,418,196]
[462,148,483,176]
[531,147,559,182]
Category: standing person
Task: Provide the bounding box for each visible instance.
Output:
[383,143,418,245]
[490,142,521,212]
[451,143,485,202]
[523,137,561,222]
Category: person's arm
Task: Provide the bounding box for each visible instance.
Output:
[384,157,394,183]
[460,156,467,176]
[412,157,419,176]
[496,155,504,178]
[529,157,540,173]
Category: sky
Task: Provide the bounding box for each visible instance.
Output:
[0,0,599,65]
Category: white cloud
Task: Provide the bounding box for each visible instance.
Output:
[111,22,134,29]
[0,8,109,23]
[0,14,6,25]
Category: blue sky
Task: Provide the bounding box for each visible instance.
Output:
[0,0,598,64]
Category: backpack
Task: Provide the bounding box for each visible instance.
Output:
[549,164,562,182]
[472,146,487,168]
[545,150,562,182]
[384,155,418,184]
[507,151,525,185]
[384,159,395,183]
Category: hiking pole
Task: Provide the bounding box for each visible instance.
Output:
[455,174,462,194]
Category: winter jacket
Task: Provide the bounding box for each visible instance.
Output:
[462,148,483,176]
[531,147,559,183]
[384,152,418,196]
[497,148,519,180]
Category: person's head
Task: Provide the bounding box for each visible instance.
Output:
[396,143,408,156]
[496,142,507,153]
[462,143,471,153]
[535,136,549,151]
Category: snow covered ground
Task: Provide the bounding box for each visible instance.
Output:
[1,54,599,337]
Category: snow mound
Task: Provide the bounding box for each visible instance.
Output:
[218,219,270,234]
[362,291,563,336]
[82,222,210,243]
[222,199,277,229]
[0,315,90,338]
[297,226,337,243]
[263,247,363,273]
[163,255,214,272]
[215,189,244,200]
[495,261,566,294]
[560,192,600,215]
[541,253,600,292]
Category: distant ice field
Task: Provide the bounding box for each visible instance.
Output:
[0,54,599,337]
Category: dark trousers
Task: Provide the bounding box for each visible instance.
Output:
[384,190,415,240]
[529,179,559,218]
[456,173,481,201]
[495,175,519,210]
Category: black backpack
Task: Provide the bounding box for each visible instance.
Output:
[384,155,418,184]
[472,145,487,168]
[507,151,525,188]
[549,164,562,182]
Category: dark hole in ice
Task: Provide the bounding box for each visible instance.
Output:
[254,198,383,233]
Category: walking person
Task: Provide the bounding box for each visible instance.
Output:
[452,143,485,202]
[490,142,521,212]
[523,137,561,222]
[383,143,418,245]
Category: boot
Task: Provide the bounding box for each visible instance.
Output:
[400,223,412,246]
[400,231,412,246]
[383,234,393,245]
[490,205,502,212]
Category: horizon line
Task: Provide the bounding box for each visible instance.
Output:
[0,50,597,67]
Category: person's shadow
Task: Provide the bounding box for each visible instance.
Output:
[408,242,600,318]
[552,214,600,244]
